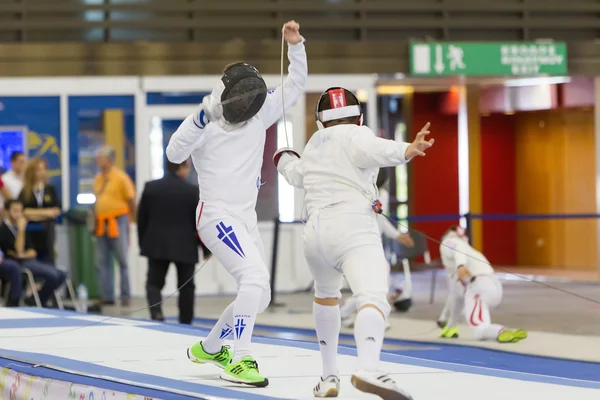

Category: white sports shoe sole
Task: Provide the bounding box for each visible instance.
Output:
[351,371,413,400]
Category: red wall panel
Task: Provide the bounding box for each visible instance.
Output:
[480,114,517,265]
[411,92,459,259]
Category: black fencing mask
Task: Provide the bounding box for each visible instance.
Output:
[220,63,267,124]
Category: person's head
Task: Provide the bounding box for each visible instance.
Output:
[21,157,48,203]
[211,62,267,125]
[442,225,468,242]
[96,146,116,172]
[24,157,48,186]
[315,87,363,129]
[4,199,23,223]
[166,159,191,180]
[9,151,26,175]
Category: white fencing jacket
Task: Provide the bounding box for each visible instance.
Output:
[277,124,411,220]
[440,232,495,281]
[166,39,308,224]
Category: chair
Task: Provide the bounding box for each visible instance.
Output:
[20,269,79,311]
[22,268,42,307]
[390,230,443,305]
[61,277,80,312]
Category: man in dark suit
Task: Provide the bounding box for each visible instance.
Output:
[137,159,210,324]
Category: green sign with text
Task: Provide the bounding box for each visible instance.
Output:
[409,42,567,76]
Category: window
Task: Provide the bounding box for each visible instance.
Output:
[277,119,295,222]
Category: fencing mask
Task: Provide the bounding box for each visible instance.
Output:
[219,62,267,124]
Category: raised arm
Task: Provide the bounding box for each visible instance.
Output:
[346,123,433,169]
[273,148,304,189]
[259,21,308,128]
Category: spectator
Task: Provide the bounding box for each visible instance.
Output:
[138,159,209,324]
[2,151,26,199]
[93,146,135,307]
[18,158,61,264]
[0,247,22,307]
[0,199,66,307]
[0,175,11,212]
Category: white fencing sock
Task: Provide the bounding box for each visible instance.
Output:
[232,284,263,362]
[202,301,235,354]
[313,302,341,379]
[354,306,385,372]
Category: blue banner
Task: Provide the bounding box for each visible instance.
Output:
[0,96,62,200]
[68,96,135,208]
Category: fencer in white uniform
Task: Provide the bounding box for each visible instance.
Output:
[339,175,415,329]
[274,87,434,399]
[166,21,307,387]
[439,226,528,343]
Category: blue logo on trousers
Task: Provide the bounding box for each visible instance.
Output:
[235,318,246,339]
[216,222,245,258]
[220,323,233,339]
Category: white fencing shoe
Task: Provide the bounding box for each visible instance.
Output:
[313,375,340,397]
[351,370,413,400]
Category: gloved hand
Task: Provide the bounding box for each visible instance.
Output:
[273,147,300,167]
[193,95,223,129]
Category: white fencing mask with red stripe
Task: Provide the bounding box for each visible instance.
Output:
[315,87,363,130]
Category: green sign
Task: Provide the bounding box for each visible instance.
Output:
[410,42,567,76]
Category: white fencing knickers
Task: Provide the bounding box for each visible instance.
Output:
[464,275,504,340]
[197,203,271,312]
[303,209,391,317]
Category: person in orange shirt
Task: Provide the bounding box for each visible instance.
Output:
[94,146,136,306]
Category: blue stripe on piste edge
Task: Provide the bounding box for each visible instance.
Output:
[17,308,600,369]
[165,317,600,384]
[139,323,600,389]
[184,317,600,364]
[10,309,600,390]
[0,355,202,400]
[0,318,115,329]
[0,349,280,400]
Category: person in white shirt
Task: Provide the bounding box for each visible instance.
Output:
[2,151,26,199]
[439,226,527,343]
[166,21,307,388]
[274,87,433,400]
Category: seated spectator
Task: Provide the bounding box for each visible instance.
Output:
[0,248,22,307]
[18,158,61,264]
[0,199,66,307]
[2,151,26,199]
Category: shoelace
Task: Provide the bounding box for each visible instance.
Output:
[240,359,259,371]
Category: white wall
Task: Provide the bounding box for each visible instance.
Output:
[0,74,377,298]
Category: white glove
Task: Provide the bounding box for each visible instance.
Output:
[192,95,223,129]
[273,147,300,167]
[203,95,223,121]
